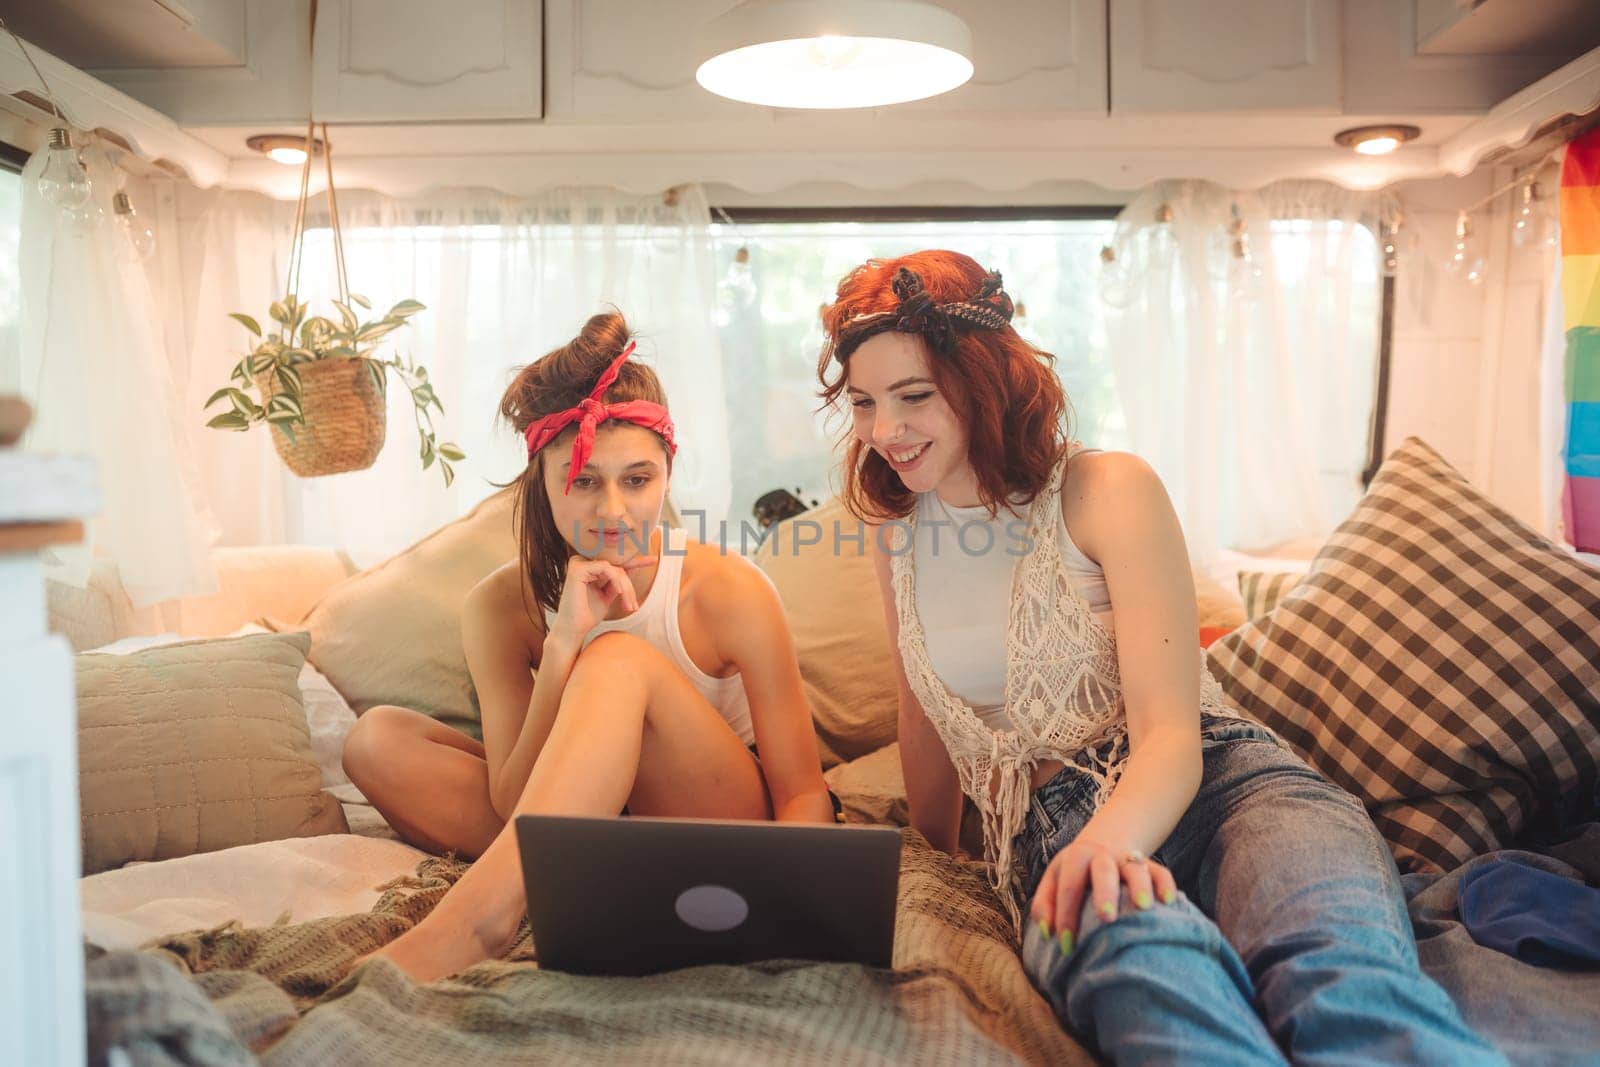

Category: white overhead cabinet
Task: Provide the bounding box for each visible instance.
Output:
[899,0,1107,114]
[1108,0,1342,113]
[94,0,542,125]
[544,0,750,120]
[312,0,543,122]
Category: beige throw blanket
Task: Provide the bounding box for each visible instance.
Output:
[86,831,1092,1066]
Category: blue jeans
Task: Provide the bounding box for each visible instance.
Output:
[1017,713,1507,1066]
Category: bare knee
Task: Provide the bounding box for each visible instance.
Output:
[567,632,666,690]
[342,704,421,790]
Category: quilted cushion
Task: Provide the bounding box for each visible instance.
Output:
[1208,437,1600,873]
[76,631,347,874]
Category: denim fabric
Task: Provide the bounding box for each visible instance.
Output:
[1017,713,1507,1066]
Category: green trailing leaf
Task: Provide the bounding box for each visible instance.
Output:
[273,365,302,395]
[420,434,436,469]
[268,300,290,325]
[412,383,437,410]
[366,358,388,398]
[228,313,263,337]
[267,393,303,419]
[299,316,335,346]
[349,293,372,309]
[285,348,317,365]
[388,299,425,318]
[323,345,358,360]
[332,300,359,333]
[204,387,242,409]
[247,353,276,376]
[355,320,401,343]
[438,443,466,462]
[275,419,298,446]
[207,411,251,431]
[440,461,455,488]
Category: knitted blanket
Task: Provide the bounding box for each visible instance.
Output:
[85,831,1092,1066]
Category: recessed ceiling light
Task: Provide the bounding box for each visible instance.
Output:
[694,0,974,110]
[245,133,325,167]
[1333,124,1421,156]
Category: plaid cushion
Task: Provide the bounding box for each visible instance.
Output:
[1207,437,1600,874]
[1236,570,1306,621]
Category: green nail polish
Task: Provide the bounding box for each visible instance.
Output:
[1037,918,1051,941]
[1161,888,1176,905]
[1098,902,1117,921]
[1136,891,1153,909]
[1058,929,1074,954]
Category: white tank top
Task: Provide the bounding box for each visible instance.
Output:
[546,526,756,745]
[914,483,1114,731]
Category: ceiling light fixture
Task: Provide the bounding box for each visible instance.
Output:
[1333,124,1422,156]
[246,133,325,167]
[694,0,974,110]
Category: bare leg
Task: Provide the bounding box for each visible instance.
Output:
[372,633,769,982]
[341,705,504,859]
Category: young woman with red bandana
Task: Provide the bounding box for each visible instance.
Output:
[343,311,836,982]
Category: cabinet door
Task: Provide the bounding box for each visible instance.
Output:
[903,0,1106,115]
[545,0,1106,120]
[544,0,748,120]
[1109,0,1342,113]
[312,0,542,121]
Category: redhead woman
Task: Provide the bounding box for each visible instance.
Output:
[819,251,1502,1065]
[343,311,837,982]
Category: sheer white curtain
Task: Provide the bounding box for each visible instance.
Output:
[10,141,217,607]
[176,184,728,565]
[1103,180,1390,560]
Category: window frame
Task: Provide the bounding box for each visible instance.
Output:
[710,203,1394,489]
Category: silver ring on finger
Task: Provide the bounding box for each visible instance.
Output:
[1121,850,1147,865]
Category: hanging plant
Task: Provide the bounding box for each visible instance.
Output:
[201,119,463,485]
[204,293,463,485]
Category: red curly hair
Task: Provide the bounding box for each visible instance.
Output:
[817,249,1072,521]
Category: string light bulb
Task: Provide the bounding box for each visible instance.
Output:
[1446,211,1488,285]
[37,127,91,209]
[112,191,156,263]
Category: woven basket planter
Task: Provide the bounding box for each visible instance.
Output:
[256,358,386,477]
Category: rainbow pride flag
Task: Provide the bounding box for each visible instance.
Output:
[1561,127,1600,553]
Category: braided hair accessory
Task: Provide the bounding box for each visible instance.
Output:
[833,266,1015,363]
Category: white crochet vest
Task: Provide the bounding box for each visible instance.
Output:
[890,448,1231,933]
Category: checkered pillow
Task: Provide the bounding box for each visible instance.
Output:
[1207,437,1600,874]
[1236,570,1306,621]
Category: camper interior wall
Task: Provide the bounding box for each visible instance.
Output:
[1386,167,1562,536]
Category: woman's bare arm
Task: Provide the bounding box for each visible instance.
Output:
[871,524,965,853]
[702,558,835,823]
[462,569,581,821]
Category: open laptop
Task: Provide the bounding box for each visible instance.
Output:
[515,814,902,976]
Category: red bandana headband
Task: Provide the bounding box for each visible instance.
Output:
[522,341,677,494]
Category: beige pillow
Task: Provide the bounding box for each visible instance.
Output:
[293,489,518,739]
[754,497,899,767]
[76,631,347,874]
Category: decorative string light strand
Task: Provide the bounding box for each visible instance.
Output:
[0,16,65,122]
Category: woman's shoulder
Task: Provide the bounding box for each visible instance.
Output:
[1059,450,1168,556]
[465,561,546,642]
[678,536,778,612]
[1061,449,1161,499]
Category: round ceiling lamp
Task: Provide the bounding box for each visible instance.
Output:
[245,133,326,166]
[1333,124,1422,156]
[694,0,974,110]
